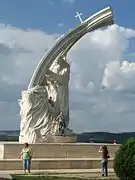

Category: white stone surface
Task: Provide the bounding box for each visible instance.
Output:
[19,7,114,143]
[28,7,113,89]
[19,57,72,143]
[0,145,4,159]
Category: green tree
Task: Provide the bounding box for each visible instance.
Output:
[114,137,135,180]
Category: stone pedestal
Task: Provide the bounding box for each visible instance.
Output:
[19,127,77,143]
[19,135,77,144]
[0,142,119,170]
[46,135,77,143]
[48,127,77,143]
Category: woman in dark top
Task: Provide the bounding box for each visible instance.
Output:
[99,145,110,177]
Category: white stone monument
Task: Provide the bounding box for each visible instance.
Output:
[19,7,114,143]
[19,57,75,143]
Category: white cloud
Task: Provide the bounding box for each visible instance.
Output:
[0,24,59,85]
[57,23,64,27]
[0,24,135,132]
[62,0,76,4]
[68,24,135,132]
[47,0,55,5]
[102,61,135,91]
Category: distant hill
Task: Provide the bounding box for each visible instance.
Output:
[77,132,135,143]
[0,130,19,136]
[0,131,134,143]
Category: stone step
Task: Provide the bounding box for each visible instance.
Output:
[0,142,120,159]
[0,158,114,170]
[2,168,114,174]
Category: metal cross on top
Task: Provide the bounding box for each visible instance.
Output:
[75,12,83,23]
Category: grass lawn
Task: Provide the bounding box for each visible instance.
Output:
[12,175,80,180]
[11,175,118,180]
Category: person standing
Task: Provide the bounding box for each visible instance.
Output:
[99,145,110,177]
[20,143,33,174]
[113,140,117,144]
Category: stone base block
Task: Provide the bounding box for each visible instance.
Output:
[19,134,77,143]
[0,158,114,170]
[0,142,119,170]
[0,143,120,159]
[46,135,77,143]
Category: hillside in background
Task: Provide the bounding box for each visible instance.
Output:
[77,132,135,143]
[0,131,134,143]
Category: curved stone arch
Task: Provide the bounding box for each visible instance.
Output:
[28,7,114,89]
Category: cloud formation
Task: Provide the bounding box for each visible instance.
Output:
[47,0,55,5]
[57,23,64,27]
[0,23,135,132]
[62,0,76,4]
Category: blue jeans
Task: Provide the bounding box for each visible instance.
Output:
[23,159,31,171]
[101,159,108,176]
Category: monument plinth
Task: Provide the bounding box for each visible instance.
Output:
[0,142,119,170]
[19,7,114,143]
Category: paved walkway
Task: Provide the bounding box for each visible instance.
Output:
[0,169,114,174]
[0,169,117,180]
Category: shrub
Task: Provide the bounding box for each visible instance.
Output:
[114,137,135,180]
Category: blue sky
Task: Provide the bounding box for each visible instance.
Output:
[0,0,135,132]
[0,0,134,33]
[0,0,135,60]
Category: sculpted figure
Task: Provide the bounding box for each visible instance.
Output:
[48,56,70,127]
[19,56,71,143]
[19,85,55,143]
[51,111,66,136]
